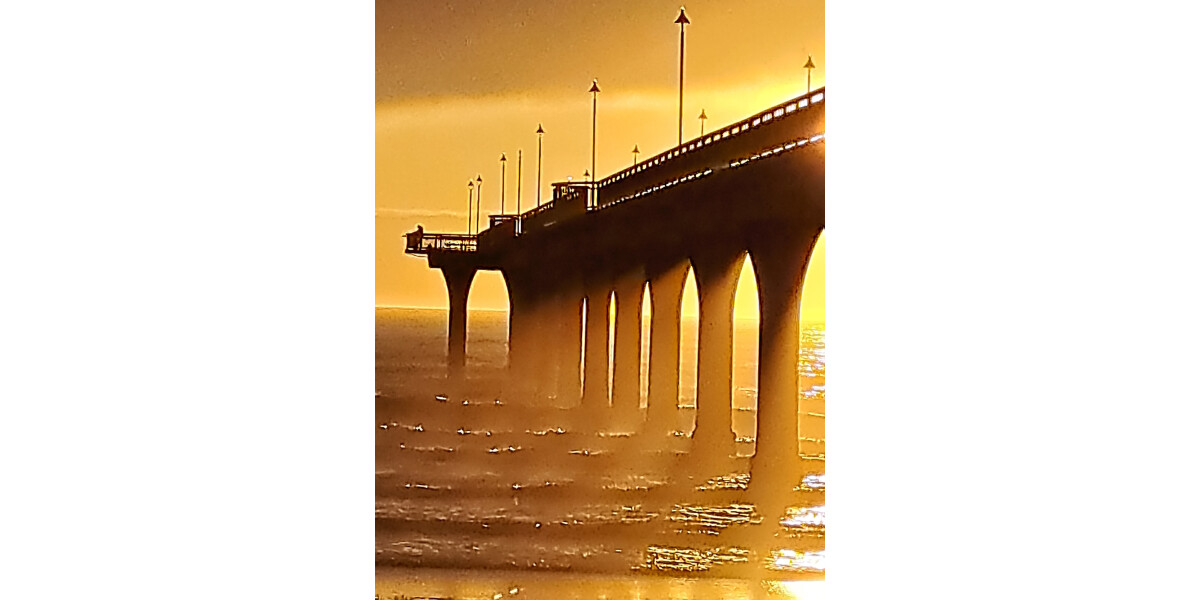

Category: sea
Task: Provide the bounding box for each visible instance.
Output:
[376,307,825,599]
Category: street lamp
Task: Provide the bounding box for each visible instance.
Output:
[475,175,482,233]
[515,150,523,235]
[675,6,690,146]
[698,109,707,136]
[467,180,474,234]
[536,124,545,207]
[632,144,640,166]
[500,153,507,215]
[804,55,816,94]
[589,79,600,196]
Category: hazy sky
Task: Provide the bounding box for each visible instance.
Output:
[376,0,824,320]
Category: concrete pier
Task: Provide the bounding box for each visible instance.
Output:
[406,88,826,506]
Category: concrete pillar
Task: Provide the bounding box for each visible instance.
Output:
[748,227,822,501]
[581,284,612,414]
[647,261,689,436]
[439,266,476,374]
[611,274,645,430]
[690,246,742,459]
[504,269,551,402]
[527,295,559,402]
[504,273,526,399]
[555,291,583,407]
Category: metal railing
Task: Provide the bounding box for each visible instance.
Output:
[727,133,824,169]
[513,182,589,234]
[596,87,824,190]
[488,214,519,229]
[593,89,824,211]
[404,231,477,254]
[507,87,825,232]
[520,199,557,221]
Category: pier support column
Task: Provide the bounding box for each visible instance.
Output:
[611,274,645,431]
[647,261,689,437]
[691,247,742,460]
[504,269,550,403]
[748,227,822,502]
[581,284,612,417]
[554,291,583,407]
[439,266,477,375]
[527,295,559,402]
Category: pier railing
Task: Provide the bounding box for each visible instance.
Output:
[406,88,825,252]
[517,181,589,233]
[488,214,520,229]
[600,89,823,187]
[595,88,824,209]
[511,87,824,233]
[404,231,477,255]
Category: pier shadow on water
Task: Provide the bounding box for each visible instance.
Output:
[376,308,824,599]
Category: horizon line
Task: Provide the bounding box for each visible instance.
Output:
[376,304,824,324]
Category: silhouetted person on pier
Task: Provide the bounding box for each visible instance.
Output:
[405,225,424,252]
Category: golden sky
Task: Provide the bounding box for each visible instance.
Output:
[376,0,824,322]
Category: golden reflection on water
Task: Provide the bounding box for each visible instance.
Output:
[668,503,762,533]
[643,544,751,572]
[768,549,826,573]
[377,310,825,598]
[376,570,824,600]
[781,505,825,528]
[773,579,826,599]
[695,473,750,491]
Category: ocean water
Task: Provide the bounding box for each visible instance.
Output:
[376,307,825,599]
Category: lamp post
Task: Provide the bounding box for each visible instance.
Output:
[804,55,816,94]
[632,144,640,166]
[516,150,523,235]
[475,175,482,233]
[675,7,690,146]
[500,153,507,215]
[589,80,600,204]
[698,109,707,136]
[467,180,474,234]
[536,124,544,207]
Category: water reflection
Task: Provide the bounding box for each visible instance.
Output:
[782,504,825,525]
[643,544,751,572]
[377,309,825,597]
[669,503,762,532]
[769,549,825,573]
[376,570,826,600]
[696,473,751,491]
